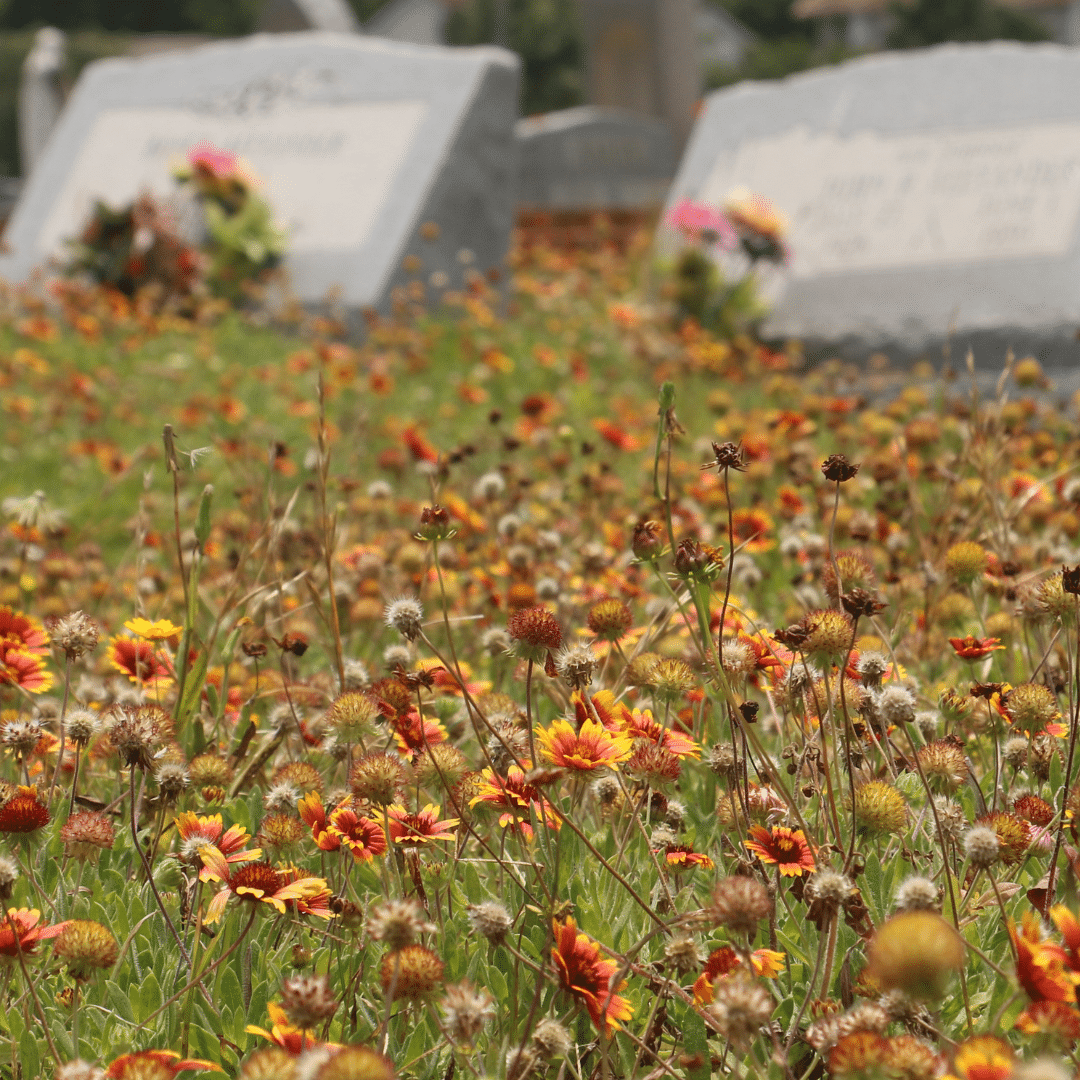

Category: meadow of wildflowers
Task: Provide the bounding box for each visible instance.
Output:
[0,219,1075,1080]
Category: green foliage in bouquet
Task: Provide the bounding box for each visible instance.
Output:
[174,143,287,303]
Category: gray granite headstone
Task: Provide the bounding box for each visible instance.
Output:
[256,0,359,33]
[364,0,450,46]
[665,43,1080,365]
[18,27,66,177]
[0,33,520,314]
[517,106,677,210]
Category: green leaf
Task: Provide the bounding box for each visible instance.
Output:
[679,1008,711,1080]
[106,979,136,1024]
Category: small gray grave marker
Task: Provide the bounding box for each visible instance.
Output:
[665,43,1080,364]
[0,33,520,314]
[517,106,677,210]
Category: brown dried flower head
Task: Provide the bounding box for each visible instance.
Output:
[280,972,339,1029]
[60,811,115,862]
[48,610,99,659]
[821,454,860,483]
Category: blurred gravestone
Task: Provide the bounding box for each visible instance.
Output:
[665,42,1080,365]
[364,0,450,45]
[18,27,67,177]
[0,34,520,313]
[575,0,701,147]
[517,106,676,210]
[256,0,360,32]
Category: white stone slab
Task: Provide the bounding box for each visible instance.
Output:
[665,43,1080,364]
[0,33,520,312]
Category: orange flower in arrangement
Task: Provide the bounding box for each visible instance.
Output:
[0,607,48,654]
[0,641,52,694]
[1052,905,1080,972]
[0,908,68,957]
[577,690,702,759]
[551,916,633,1033]
[106,635,173,689]
[299,792,386,860]
[388,710,448,759]
[1009,910,1080,1004]
[197,848,331,925]
[123,617,183,641]
[944,1035,1014,1080]
[105,1050,223,1077]
[693,946,785,1004]
[537,718,633,773]
[744,825,816,877]
[0,785,49,834]
[1015,998,1080,1040]
[174,812,261,880]
[662,844,714,871]
[470,765,560,839]
[245,1002,337,1054]
[948,636,1005,661]
[384,804,458,847]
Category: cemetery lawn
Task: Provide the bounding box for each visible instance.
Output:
[3,238,1080,1078]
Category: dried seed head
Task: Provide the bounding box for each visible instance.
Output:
[664,933,705,974]
[55,920,119,979]
[866,912,964,999]
[440,980,495,1045]
[894,876,940,913]
[506,607,563,662]
[466,900,512,945]
[257,813,306,855]
[65,709,99,746]
[706,974,774,1049]
[314,1046,395,1080]
[55,1063,105,1080]
[380,944,444,1002]
[944,541,989,584]
[154,761,189,802]
[60,811,115,863]
[806,870,854,908]
[384,597,424,642]
[876,685,917,726]
[856,651,889,688]
[189,753,232,788]
[0,718,42,757]
[0,856,17,900]
[107,704,167,770]
[367,898,435,950]
[963,826,1000,868]
[481,627,512,656]
[591,774,622,808]
[1003,737,1029,770]
[325,691,379,744]
[350,752,406,806]
[532,1018,573,1059]
[917,739,967,793]
[553,643,599,690]
[49,611,100,659]
[652,658,697,704]
[853,780,907,834]
[710,875,773,935]
[1003,682,1060,733]
[280,972,338,1029]
[587,599,633,642]
[821,454,859,482]
[803,609,855,659]
[264,781,299,815]
[706,742,739,777]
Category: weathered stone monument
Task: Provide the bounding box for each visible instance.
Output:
[18,27,67,177]
[575,0,701,148]
[665,43,1080,365]
[364,0,452,45]
[517,107,677,211]
[256,0,359,33]
[0,33,520,313]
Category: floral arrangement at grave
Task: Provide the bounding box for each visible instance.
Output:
[665,189,789,335]
[173,143,287,303]
[65,194,203,305]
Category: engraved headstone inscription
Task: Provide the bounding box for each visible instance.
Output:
[517,107,677,210]
[0,33,520,313]
[665,43,1080,364]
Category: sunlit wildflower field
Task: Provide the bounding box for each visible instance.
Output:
[0,229,1077,1080]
